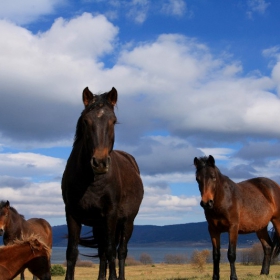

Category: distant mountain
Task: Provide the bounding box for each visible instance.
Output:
[51,221,259,247]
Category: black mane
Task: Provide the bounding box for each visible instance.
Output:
[195,156,209,170]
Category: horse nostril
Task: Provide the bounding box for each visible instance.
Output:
[91,157,99,168]
[200,200,214,209]
[91,156,111,173]
[208,200,214,208]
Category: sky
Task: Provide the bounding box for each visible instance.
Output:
[1,0,280,227]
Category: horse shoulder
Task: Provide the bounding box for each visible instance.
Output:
[112,150,140,174]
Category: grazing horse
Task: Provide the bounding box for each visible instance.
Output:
[194,155,280,280]
[0,201,52,280]
[0,235,51,280]
[62,87,144,280]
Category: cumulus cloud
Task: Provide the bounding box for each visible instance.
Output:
[0,0,62,24]
[1,15,280,149]
[1,11,280,225]
[1,181,64,218]
[0,13,118,146]
[0,152,65,178]
[127,135,200,175]
[136,186,201,225]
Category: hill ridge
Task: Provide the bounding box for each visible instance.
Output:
[51,221,258,247]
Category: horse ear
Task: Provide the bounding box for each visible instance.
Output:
[208,155,215,167]
[82,87,94,107]
[5,200,10,208]
[194,157,199,167]
[107,87,118,106]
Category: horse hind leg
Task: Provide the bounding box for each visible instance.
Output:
[256,228,273,275]
[271,218,280,260]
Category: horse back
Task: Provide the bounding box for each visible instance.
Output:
[237,177,280,204]
[233,177,280,232]
[25,218,52,248]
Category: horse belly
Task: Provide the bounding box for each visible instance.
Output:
[238,202,273,233]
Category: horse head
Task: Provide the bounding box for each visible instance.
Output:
[0,200,10,235]
[80,87,117,174]
[194,155,217,210]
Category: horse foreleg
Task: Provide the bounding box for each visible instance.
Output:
[117,221,133,280]
[209,229,221,280]
[97,244,107,280]
[106,216,118,280]
[65,214,81,280]
[256,228,273,275]
[228,226,238,280]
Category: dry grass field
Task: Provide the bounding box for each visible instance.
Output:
[15,263,280,280]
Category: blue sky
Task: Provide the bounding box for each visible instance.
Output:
[1,0,280,227]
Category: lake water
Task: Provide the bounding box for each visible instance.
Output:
[51,246,211,264]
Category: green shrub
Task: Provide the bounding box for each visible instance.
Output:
[51,264,66,276]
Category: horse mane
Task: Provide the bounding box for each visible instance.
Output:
[73,114,84,147]
[13,233,51,258]
[0,201,25,219]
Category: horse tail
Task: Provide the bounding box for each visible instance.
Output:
[78,231,99,258]
[79,235,98,248]
[271,227,280,259]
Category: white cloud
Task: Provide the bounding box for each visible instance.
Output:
[0,153,65,178]
[1,11,280,226]
[1,181,65,219]
[1,14,280,148]
[38,13,118,59]
[247,0,270,19]
[0,0,62,24]
[161,0,188,17]
[136,186,202,225]
[126,0,149,24]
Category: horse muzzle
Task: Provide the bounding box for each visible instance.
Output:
[200,199,214,210]
[91,156,111,174]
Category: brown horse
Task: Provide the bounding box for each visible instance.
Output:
[0,201,52,280]
[194,155,280,280]
[0,235,51,280]
[62,87,144,280]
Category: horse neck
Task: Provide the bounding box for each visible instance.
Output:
[4,210,26,241]
[71,141,96,178]
[214,168,227,196]
[0,244,37,278]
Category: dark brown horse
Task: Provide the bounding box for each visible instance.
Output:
[0,201,52,280]
[0,235,51,280]
[61,87,144,280]
[194,155,280,280]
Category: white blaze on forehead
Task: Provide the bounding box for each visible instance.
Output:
[97,109,104,118]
